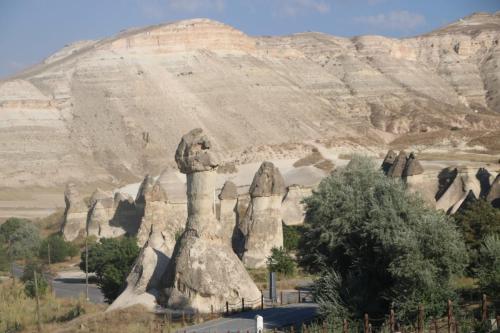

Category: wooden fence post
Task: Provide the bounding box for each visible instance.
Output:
[433,318,438,333]
[482,294,488,322]
[418,304,424,333]
[226,301,229,314]
[390,308,395,333]
[281,291,283,305]
[261,293,264,310]
[364,314,369,333]
[447,300,453,333]
[34,270,42,333]
[298,289,301,303]
[343,319,348,333]
[242,298,245,312]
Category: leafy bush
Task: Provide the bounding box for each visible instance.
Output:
[454,199,500,268]
[39,234,79,263]
[300,156,468,322]
[477,235,500,306]
[0,218,41,260]
[0,246,9,273]
[283,224,303,252]
[80,237,139,303]
[22,261,48,298]
[267,247,296,277]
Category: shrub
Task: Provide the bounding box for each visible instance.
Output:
[267,247,296,277]
[477,235,500,306]
[1,218,41,260]
[39,234,79,263]
[454,199,500,269]
[0,246,9,273]
[22,261,48,298]
[80,237,139,303]
[300,156,468,322]
[283,224,303,252]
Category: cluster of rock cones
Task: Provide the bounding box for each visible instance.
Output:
[381,150,500,214]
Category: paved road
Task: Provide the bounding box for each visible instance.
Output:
[12,265,105,303]
[179,303,318,333]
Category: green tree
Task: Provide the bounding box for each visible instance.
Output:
[1,218,41,260]
[267,247,296,277]
[80,237,139,303]
[39,234,79,263]
[454,199,500,267]
[300,156,468,322]
[22,261,48,298]
[477,235,500,306]
[0,217,31,242]
[283,224,304,252]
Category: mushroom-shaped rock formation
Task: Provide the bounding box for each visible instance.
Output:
[61,183,89,241]
[163,128,260,313]
[487,174,500,208]
[387,151,408,178]
[238,161,285,268]
[281,185,312,226]
[381,150,398,175]
[218,180,238,247]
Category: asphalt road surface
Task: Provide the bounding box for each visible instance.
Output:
[12,264,105,303]
[179,303,318,333]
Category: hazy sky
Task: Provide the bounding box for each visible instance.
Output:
[1,0,499,78]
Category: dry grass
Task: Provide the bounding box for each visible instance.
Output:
[0,279,104,333]
[247,268,315,291]
[293,151,324,167]
[35,209,65,237]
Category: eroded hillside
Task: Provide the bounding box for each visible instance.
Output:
[1,14,500,192]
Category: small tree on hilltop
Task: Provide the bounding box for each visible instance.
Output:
[80,237,139,303]
[299,155,468,322]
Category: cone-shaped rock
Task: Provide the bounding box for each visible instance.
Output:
[487,174,500,208]
[238,161,285,268]
[163,128,260,312]
[387,151,407,178]
[403,152,424,177]
[381,150,397,175]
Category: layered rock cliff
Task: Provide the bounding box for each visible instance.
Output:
[2,14,500,192]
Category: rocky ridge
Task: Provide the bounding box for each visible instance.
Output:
[2,14,500,194]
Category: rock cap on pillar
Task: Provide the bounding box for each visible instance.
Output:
[175,128,220,174]
[219,180,238,200]
[249,161,286,198]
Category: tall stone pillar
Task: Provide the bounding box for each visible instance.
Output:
[163,128,260,312]
[239,161,285,269]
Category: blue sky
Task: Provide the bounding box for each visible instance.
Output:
[1,0,499,78]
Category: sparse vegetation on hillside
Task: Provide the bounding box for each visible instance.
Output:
[300,156,468,322]
[81,237,140,303]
